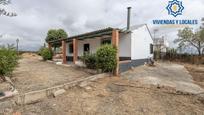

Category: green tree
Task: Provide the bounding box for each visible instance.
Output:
[45,29,68,53]
[200,28,204,54]
[0,0,17,17]
[175,27,204,56]
[45,29,68,42]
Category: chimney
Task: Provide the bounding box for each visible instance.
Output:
[127,7,131,30]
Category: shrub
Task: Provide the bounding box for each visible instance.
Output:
[96,45,117,72]
[37,47,44,56]
[40,48,53,61]
[81,53,97,69]
[0,45,19,80]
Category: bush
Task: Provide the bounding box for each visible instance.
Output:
[81,53,97,69]
[0,45,19,80]
[37,46,44,56]
[39,48,53,61]
[96,45,117,72]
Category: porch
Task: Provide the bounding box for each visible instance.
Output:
[48,28,121,75]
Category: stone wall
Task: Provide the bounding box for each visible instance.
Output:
[15,73,109,105]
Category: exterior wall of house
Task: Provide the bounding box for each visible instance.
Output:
[131,25,153,60]
[66,36,132,60]
[119,25,153,72]
[119,33,131,60]
[77,38,101,56]
[66,38,102,58]
[119,59,148,72]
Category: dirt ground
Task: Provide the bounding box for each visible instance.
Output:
[10,77,204,115]
[0,82,10,92]
[1,54,204,115]
[185,64,204,89]
[12,53,92,93]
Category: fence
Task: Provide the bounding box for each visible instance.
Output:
[154,51,204,64]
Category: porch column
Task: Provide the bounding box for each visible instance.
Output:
[62,40,67,64]
[73,38,78,64]
[112,29,119,76]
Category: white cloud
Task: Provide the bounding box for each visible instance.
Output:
[0,0,203,51]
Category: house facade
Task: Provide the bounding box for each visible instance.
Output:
[48,24,153,75]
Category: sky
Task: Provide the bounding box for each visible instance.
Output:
[0,0,203,51]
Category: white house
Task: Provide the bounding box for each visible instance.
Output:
[49,24,153,74]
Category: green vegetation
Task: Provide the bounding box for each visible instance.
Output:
[82,44,117,73]
[96,45,117,72]
[175,27,204,56]
[38,47,53,61]
[37,46,44,55]
[81,53,97,69]
[0,45,19,81]
[45,29,68,42]
[45,29,68,53]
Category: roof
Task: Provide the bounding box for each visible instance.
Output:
[120,24,153,40]
[49,27,119,44]
[67,27,117,41]
[49,24,153,43]
[121,24,146,32]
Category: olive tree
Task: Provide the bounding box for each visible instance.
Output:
[175,27,204,55]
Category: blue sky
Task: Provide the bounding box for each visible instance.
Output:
[0,0,203,51]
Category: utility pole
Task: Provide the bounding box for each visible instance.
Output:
[16,38,19,55]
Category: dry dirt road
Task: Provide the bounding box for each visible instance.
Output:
[12,53,92,93]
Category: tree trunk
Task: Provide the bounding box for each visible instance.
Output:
[198,49,201,56]
[54,47,56,55]
[197,41,202,56]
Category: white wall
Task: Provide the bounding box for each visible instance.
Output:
[119,33,131,57]
[131,25,153,60]
[65,26,152,60]
[78,38,101,56]
[66,38,101,57]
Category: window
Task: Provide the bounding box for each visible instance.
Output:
[150,44,153,54]
[69,43,73,53]
[101,39,111,45]
[84,44,90,54]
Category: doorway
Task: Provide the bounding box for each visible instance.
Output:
[84,43,90,54]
